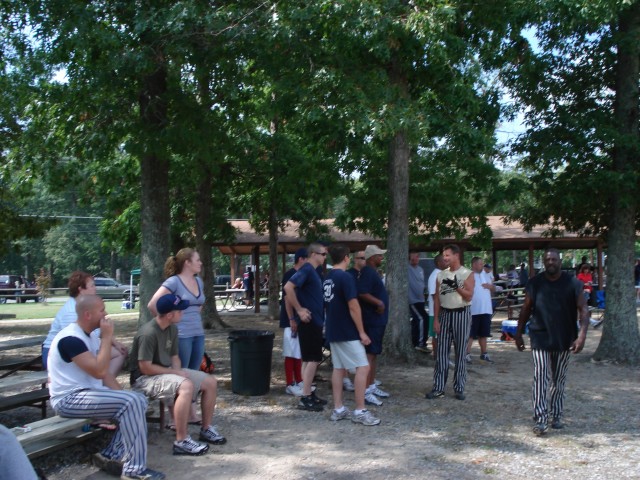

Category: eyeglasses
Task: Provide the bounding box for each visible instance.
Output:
[355,257,365,260]
[313,251,327,257]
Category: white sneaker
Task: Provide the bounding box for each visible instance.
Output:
[351,409,380,426]
[367,385,390,398]
[296,382,316,393]
[364,392,383,406]
[374,379,382,386]
[330,407,351,421]
[285,383,303,396]
[342,378,355,392]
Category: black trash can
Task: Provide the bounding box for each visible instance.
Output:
[228,330,275,396]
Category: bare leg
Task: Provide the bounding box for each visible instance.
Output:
[479,337,488,355]
[332,368,345,410]
[200,376,217,430]
[302,361,319,396]
[174,380,194,442]
[354,364,370,410]
[366,354,377,387]
[108,345,127,377]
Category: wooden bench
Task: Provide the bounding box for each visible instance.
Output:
[0,313,17,319]
[12,415,102,459]
[0,371,49,418]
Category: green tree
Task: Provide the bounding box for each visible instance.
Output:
[502,0,640,363]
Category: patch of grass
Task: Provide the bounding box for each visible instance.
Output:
[0,300,138,320]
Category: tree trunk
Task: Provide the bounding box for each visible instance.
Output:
[267,202,280,320]
[593,3,640,363]
[138,46,170,326]
[196,170,227,330]
[384,130,412,360]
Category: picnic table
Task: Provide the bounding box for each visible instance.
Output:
[218,288,250,311]
[0,335,49,418]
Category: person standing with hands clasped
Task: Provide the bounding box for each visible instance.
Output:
[515,248,589,436]
[426,244,474,401]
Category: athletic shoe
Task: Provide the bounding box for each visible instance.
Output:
[367,385,390,398]
[415,345,431,354]
[480,353,495,364]
[592,319,603,329]
[364,392,383,406]
[298,395,323,411]
[551,417,564,429]
[330,407,351,421]
[285,383,303,396]
[296,381,317,393]
[310,391,328,405]
[454,391,466,401]
[172,436,209,456]
[374,379,382,386]
[343,378,355,392]
[425,390,444,399]
[351,409,381,426]
[93,452,123,476]
[199,426,227,444]
[120,468,166,480]
[532,421,548,436]
[465,354,472,364]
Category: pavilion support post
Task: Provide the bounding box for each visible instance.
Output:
[597,240,604,291]
[230,252,236,285]
[253,245,260,313]
[492,250,499,282]
[528,246,534,278]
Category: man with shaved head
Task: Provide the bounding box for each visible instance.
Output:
[48,294,164,480]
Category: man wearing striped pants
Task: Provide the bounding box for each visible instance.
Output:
[515,248,589,436]
[426,244,475,401]
[48,294,164,480]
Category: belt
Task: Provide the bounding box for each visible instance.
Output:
[441,306,470,313]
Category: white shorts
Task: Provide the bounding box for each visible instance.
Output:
[330,340,368,370]
[282,327,301,359]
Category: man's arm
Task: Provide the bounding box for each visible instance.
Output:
[571,289,589,354]
[284,281,311,323]
[138,357,188,377]
[514,293,533,351]
[71,317,114,379]
[358,293,385,314]
[457,273,475,303]
[433,280,441,334]
[347,298,370,345]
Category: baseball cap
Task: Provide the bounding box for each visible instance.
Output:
[156,294,190,315]
[484,263,492,269]
[294,248,308,262]
[364,245,387,260]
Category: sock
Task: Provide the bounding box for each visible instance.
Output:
[334,406,346,413]
[354,409,366,415]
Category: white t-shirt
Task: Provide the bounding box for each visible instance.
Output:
[471,271,493,315]
[427,268,441,316]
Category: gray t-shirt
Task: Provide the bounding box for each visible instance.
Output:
[162,275,205,338]
[408,264,425,304]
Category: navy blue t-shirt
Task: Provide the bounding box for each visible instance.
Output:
[358,265,389,327]
[279,267,297,328]
[288,263,324,327]
[324,269,359,342]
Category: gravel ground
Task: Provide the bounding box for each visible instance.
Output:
[1,312,639,480]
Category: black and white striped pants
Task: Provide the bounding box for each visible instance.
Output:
[432,306,471,393]
[54,389,149,477]
[531,349,571,423]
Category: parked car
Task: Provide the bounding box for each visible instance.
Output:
[215,275,232,286]
[94,277,139,300]
[0,275,40,303]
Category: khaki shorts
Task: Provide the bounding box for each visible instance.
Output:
[330,340,368,370]
[133,369,209,402]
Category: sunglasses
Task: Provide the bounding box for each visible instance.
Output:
[355,256,365,260]
[313,251,327,256]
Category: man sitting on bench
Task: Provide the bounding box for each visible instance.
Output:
[129,293,226,456]
[48,294,164,480]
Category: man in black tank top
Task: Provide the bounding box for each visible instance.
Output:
[515,248,589,436]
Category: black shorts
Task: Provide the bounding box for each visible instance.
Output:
[298,322,324,362]
[364,324,386,355]
[470,313,492,339]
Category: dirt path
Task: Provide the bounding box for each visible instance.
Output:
[1,313,638,479]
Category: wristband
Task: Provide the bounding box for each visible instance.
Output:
[289,318,295,322]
